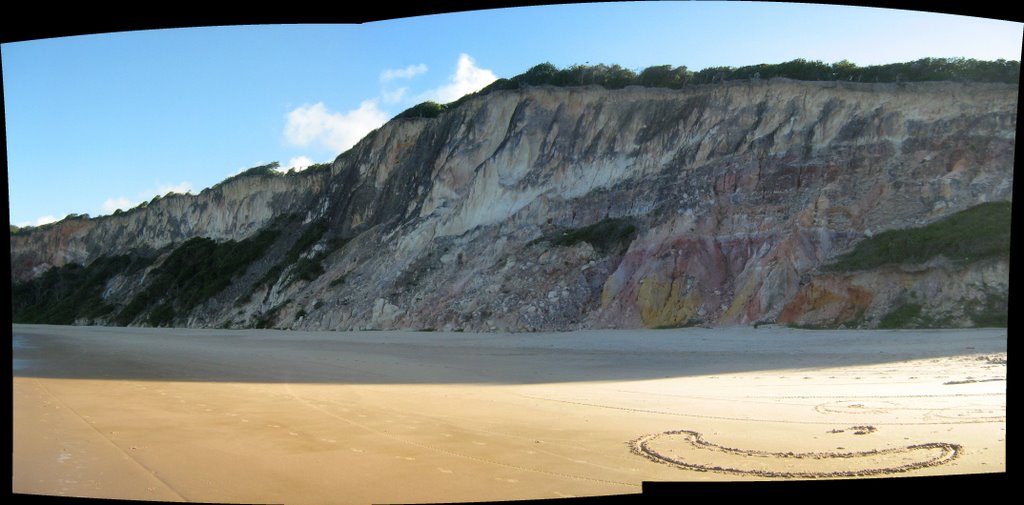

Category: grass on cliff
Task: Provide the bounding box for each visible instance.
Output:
[964,292,1009,327]
[11,254,154,324]
[116,228,280,326]
[877,291,1007,329]
[394,58,1020,121]
[876,302,945,329]
[256,218,343,289]
[547,217,638,254]
[822,201,1011,272]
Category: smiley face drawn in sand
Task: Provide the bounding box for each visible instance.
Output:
[630,429,960,478]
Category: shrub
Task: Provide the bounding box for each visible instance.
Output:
[12,253,154,324]
[823,201,1011,272]
[877,303,925,329]
[458,58,1019,118]
[395,101,448,119]
[965,292,1008,327]
[551,217,638,254]
[115,228,280,326]
[258,218,332,288]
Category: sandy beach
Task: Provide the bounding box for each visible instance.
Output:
[12,324,1006,504]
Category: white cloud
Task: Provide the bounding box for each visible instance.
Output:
[102,197,134,214]
[98,181,193,217]
[17,215,58,227]
[380,63,428,82]
[280,55,490,157]
[156,181,193,196]
[380,87,408,104]
[284,156,316,172]
[229,164,264,177]
[418,54,497,104]
[284,100,389,153]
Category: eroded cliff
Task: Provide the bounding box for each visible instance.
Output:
[10,78,1015,331]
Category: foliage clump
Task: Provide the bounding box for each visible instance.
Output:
[12,254,154,324]
[963,292,1008,328]
[398,58,1018,122]
[877,290,1007,329]
[550,217,638,254]
[478,58,1019,94]
[877,302,929,329]
[823,201,1011,272]
[116,228,280,326]
[210,162,283,190]
[257,219,350,288]
[395,101,448,119]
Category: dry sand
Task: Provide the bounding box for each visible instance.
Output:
[12,324,1006,504]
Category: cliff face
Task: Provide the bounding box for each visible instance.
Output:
[10,79,1015,331]
[10,171,330,282]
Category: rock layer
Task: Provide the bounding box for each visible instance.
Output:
[10,78,1015,330]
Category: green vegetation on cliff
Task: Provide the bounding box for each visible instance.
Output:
[542,217,638,255]
[394,101,448,119]
[396,57,1020,120]
[9,213,90,237]
[877,290,1007,329]
[11,227,283,327]
[12,254,154,324]
[823,201,1012,272]
[258,218,332,288]
[116,228,281,326]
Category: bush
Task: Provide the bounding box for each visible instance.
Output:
[823,201,1011,272]
[12,254,154,324]
[965,292,1008,327]
[115,228,280,326]
[258,218,332,288]
[550,217,638,254]
[395,101,448,119]
[877,303,925,329]
[460,58,1019,118]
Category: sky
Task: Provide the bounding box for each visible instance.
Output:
[3,2,1022,228]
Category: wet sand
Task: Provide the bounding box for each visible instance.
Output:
[12,324,1006,503]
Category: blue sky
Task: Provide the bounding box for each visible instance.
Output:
[4,3,1022,227]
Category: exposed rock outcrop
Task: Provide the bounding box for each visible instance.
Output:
[10,78,1015,331]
